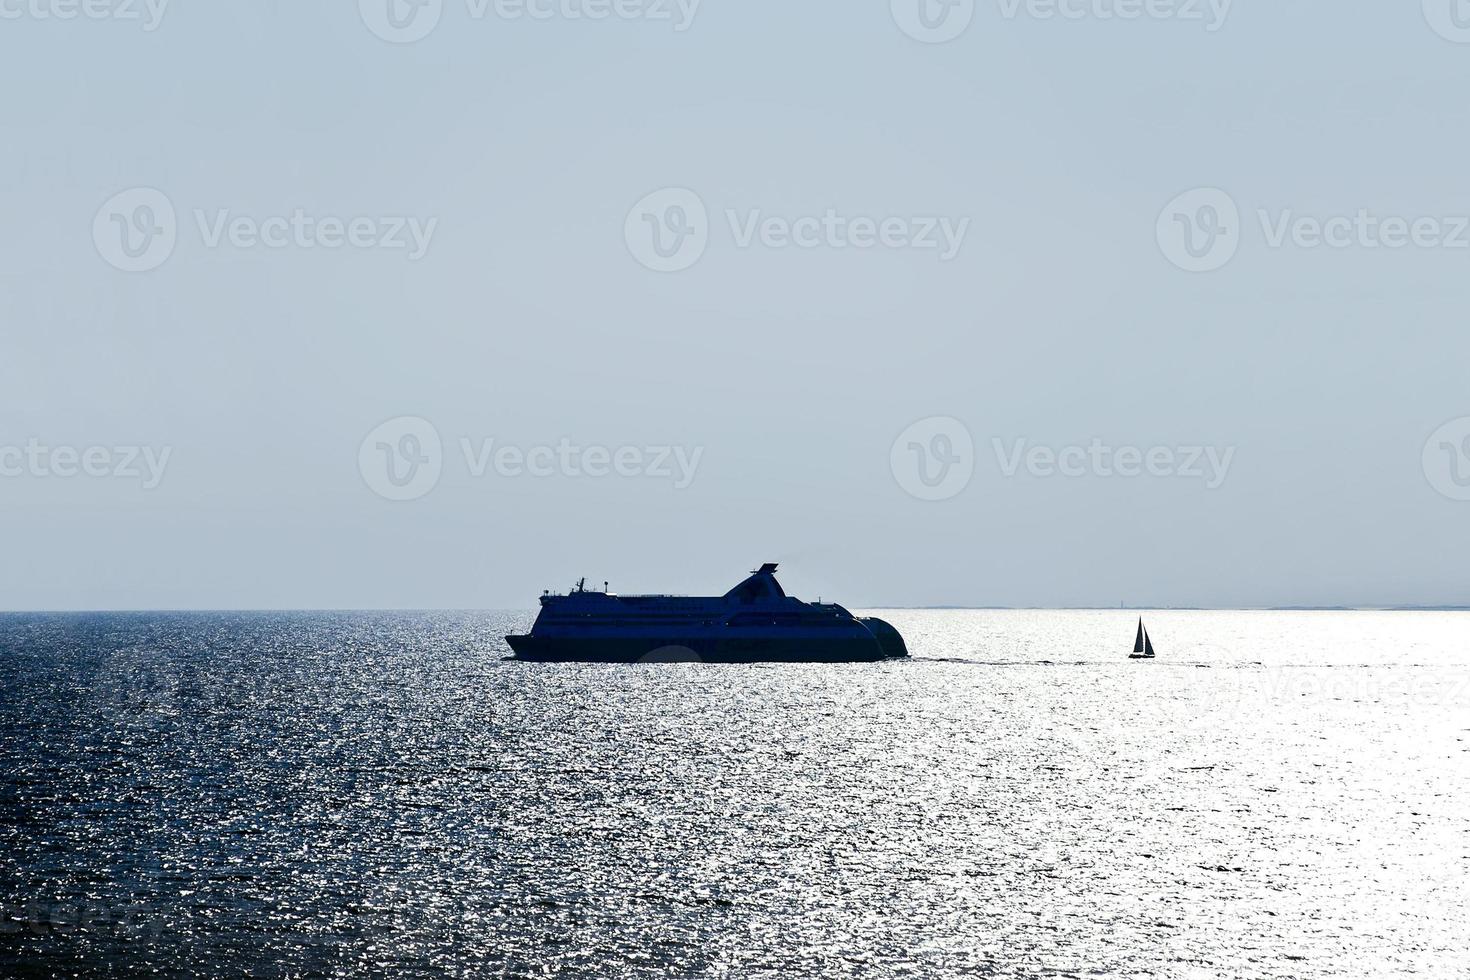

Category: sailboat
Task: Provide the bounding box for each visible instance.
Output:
[1129,618,1156,660]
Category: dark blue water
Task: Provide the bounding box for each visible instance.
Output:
[3,611,1467,978]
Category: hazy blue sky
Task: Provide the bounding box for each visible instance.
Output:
[3,2,1469,609]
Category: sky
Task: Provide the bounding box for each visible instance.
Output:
[2,1,1470,610]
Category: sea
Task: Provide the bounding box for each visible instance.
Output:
[1,610,1466,978]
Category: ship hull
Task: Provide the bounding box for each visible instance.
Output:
[505,633,896,664]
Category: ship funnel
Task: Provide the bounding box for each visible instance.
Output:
[725,563,786,602]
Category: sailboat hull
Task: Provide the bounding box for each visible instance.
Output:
[1131,619,1157,659]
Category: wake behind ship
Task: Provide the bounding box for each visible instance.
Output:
[506,564,908,663]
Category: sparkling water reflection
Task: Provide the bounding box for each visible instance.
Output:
[1,610,1466,977]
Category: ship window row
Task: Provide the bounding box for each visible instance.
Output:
[540,615,720,624]
[724,614,849,627]
[538,614,849,627]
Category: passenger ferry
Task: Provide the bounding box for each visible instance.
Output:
[506,563,908,663]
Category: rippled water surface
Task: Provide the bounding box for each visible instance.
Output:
[2,610,1467,978]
